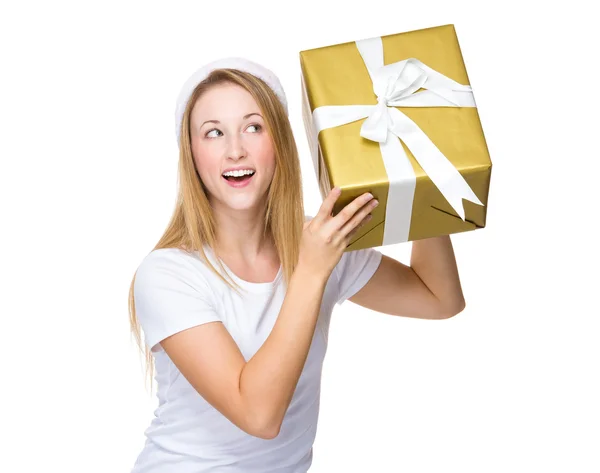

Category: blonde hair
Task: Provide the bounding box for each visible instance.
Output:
[128,69,305,392]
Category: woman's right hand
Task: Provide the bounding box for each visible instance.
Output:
[298,187,379,281]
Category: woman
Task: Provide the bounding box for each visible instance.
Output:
[129,57,466,473]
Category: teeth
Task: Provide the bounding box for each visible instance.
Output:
[223,169,255,177]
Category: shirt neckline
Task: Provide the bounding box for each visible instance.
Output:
[202,245,282,293]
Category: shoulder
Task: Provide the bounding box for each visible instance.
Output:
[132,248,223,351]
[134,248,212,291]
[136,247,195,275]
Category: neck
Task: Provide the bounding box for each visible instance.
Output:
[211,205,275,263]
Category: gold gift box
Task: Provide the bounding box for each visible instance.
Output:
[300,24,492,251]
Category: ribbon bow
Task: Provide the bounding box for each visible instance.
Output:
[309,36,484,244]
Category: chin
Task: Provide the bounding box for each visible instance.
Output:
[223,194,264,211]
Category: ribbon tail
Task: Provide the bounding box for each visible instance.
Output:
[387,108,484,221]
[360,102,390,143]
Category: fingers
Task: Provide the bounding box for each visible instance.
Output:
[345,213,373,240]
[312,187,342,226]
[309,187,377,245]
[327,191,375,234]
[340,197,378,240]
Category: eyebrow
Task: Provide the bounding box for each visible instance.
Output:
[200,113,262,128]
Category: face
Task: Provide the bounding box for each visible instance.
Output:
[189,82,276,214]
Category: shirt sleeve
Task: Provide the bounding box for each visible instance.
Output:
[334,246,383,306]
[133,250,222,352]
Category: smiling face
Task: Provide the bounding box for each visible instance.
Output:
[189,82,276,213]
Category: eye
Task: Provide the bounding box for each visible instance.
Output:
[205,128,222,138]
[247,124,262,133]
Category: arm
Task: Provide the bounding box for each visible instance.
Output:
[156,190,372,440]
[348,235,466,319]
[409,234,466,315]
[159,264,327,440]
[240,264,327,437]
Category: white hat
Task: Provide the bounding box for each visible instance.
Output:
[174,57,288,146]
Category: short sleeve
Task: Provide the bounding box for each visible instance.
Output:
[334,247,383,305]
[133,250,222,352]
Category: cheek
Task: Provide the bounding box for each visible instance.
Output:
[191,144,220,179]
[192,137,217,161]
[253,136,276,167]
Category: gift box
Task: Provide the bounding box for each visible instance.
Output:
[300,24,492,251]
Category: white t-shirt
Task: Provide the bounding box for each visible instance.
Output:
[130,233,383,473]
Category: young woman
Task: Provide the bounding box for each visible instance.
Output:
[128,57,466,473]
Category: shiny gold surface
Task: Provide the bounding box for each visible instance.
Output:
[300,24,492,250]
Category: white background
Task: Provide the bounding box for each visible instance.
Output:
[1,0,598,472]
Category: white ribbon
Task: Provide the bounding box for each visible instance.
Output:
[310,36,484,244]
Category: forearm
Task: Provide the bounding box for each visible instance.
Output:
[239,264,327,437]
[410,235,465,314]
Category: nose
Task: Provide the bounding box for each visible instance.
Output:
[225,133,247,160]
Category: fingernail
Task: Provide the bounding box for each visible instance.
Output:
[372,200,379,206]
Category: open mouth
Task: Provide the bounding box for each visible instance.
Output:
[222,171,256,187]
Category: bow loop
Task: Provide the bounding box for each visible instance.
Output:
[361,59,432,144]
[371,59,429,104]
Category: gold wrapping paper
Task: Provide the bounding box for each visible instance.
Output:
[300,24,492,251]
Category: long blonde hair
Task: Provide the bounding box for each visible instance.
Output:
[128,68,305,392]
